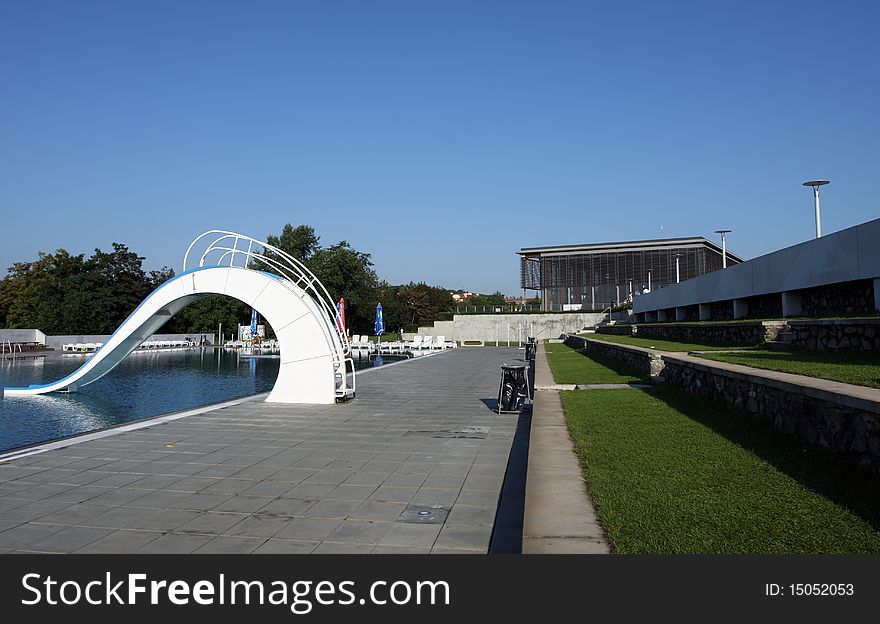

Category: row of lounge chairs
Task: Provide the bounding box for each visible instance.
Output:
[349,335,457,353]
[62,339,197,353]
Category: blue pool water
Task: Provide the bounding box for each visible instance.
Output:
[0,349,399,453]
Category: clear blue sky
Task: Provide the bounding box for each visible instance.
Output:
[2,1,878,295]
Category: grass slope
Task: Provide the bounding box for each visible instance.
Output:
[562,388,880,553]
[544,343,646,385]
[587,333,759,352]
[698,349,880,389]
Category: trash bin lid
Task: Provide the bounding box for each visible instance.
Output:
[501,363,527,370]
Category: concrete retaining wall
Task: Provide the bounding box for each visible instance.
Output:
[0,329,46,345]
[416,312,606,343]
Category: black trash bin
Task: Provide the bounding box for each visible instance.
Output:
[497,363,530,414]
[524,337,536,361]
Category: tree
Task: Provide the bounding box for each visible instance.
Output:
[266,224,320,263]
[309,241,378,334]
[164,295,250,339]
[395,282,453,326]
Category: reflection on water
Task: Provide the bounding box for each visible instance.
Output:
[0,348,405,453]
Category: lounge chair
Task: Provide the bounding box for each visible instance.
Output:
[421,336,434,350]
[434,335,446,350]
[406,335,423,350]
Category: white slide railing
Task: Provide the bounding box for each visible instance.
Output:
[4,231,355,404]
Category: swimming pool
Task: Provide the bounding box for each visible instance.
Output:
[0,348,401,453]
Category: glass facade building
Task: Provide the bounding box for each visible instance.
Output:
[518,237,741,311]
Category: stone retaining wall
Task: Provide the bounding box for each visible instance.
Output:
[557,336,880,471]
[595,324,635,336]
[598,321,783,345]
[563,335,663,378]
[662,355,880,472]
[786,319,880,352]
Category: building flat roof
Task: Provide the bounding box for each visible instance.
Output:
[518,236,743,262]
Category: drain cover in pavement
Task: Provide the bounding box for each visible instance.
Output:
[397,504,451,524]
[405,426,490,439]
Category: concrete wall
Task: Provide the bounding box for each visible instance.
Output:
[44,333,215,349]
[634,217,880,316]
[439,312,605,342]
[0,329,46,344]
[416,320,455,338]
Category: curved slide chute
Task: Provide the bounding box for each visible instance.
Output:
[4,232,355,405]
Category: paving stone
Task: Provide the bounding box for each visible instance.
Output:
[175,512,247,535]
[222,515,290,538]
[0,348,521,555]
[254,539,320,554]
[194,536,266,554]
[137,533,213,554]
[445,504,497,526]
[378,523,442,548]
[274,517,343,541]
[301,499,363,518]
[211,495,272,513]
[256,497,317,518]
[74,530,164,553]
[326,519,393,545]
[30,526,114,552]
[0,523,67,549]
[434,524,493,551]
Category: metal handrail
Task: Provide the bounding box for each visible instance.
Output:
[183,230,354,398]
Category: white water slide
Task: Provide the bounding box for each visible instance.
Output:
[3,231,355,404]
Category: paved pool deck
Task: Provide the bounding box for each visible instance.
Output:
[0,348,525,554]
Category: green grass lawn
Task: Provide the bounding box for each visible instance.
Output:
[562,387,880,553]
[586,333,759,352]
[544,343,646,384]
[698,349,880,389]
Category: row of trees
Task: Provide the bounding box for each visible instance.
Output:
[0,224,462,338]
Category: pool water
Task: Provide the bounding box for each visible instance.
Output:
[0,348,401,453]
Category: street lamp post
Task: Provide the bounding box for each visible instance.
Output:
[715,229,731,268]
[675,254,681,283]
[647,269,652,292]
[803,180,829,238]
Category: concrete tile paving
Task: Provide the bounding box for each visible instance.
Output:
[0,348,524,553]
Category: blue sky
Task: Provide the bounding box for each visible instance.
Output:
[2,1,878,295]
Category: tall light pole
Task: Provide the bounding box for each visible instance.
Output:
[715,229,731,268]
[803,180,829,238]
[647,269,652,292]
[675,254,681,283]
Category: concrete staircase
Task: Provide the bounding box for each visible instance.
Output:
[765,325,794,351]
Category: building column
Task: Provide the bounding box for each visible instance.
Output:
[875,278,880,313]
[657,309,668,322]
[733,299,748,320]
[675,307,686,321]
[699,303,712,321]
[781,291,802,317]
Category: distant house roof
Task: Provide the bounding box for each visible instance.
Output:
[517,236,743,263]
